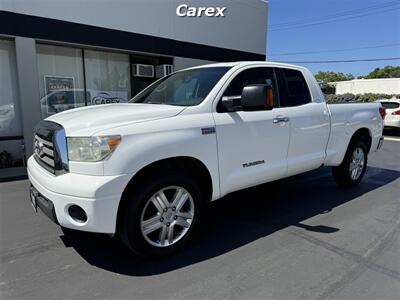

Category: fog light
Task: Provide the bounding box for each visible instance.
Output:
[68,205,87,223]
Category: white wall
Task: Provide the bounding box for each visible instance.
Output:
[0,0,267,56]
[334,78,400,95]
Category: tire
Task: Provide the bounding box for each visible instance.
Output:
[332,140,368,187]
[118,170,203,258]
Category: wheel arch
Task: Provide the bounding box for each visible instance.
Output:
[116,156,213,232]
[332,127,371,187]
[348,127,372,153]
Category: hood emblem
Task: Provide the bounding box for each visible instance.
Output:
[34,139,45,157]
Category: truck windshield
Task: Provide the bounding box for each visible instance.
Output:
[129,67,230,106]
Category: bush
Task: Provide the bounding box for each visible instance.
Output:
[325,93,400,104]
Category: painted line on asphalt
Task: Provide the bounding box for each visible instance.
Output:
[384,137,400,142]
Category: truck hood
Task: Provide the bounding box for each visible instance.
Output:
[46,103,185,136]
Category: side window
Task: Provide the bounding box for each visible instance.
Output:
[219,67,277,112]
[277,68,311,107]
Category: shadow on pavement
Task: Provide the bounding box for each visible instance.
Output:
[60,166,400,276]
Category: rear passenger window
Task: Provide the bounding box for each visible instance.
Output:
[277,68,311,107]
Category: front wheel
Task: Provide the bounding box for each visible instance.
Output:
[119,171,203,257]
[332,140,368,187]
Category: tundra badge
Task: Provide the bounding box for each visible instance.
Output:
[201,127,216,135]
[243,160,265,168]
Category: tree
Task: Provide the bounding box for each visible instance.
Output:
[314,71,354,84]
[314,71,354,94]
[363,66,400,79]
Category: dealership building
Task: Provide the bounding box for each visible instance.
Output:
[0,0,267,178]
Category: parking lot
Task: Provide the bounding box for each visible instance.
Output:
[1,136,399,300]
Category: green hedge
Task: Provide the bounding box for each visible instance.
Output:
[325,93,400,104]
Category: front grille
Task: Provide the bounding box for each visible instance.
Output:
[33,120,69,175]
[34,134,55,171]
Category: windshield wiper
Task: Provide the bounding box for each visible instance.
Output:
[143,101,164,105]
[142,100,186,107]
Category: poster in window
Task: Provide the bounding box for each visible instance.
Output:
[89,90,129,105]
[43,75,76,115]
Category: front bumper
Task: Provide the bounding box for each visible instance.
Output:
[30,185,59,224]
[27,156,131,233]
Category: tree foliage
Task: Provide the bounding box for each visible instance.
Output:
[363,66,400,79]
[315,71,354,94]
[314,71,354,84]
[314,66,400,95]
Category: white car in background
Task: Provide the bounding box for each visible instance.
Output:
[376,99,400,130]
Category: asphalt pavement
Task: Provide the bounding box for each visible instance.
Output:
[1,138,399,300]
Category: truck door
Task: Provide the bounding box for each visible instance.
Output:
[213,67,290,196]
[275,68,330,176]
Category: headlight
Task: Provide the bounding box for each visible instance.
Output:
[67,136,121,162]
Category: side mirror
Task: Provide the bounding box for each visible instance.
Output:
[241,84,273,111]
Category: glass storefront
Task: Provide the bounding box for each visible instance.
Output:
[0,39,22,138]
[36,45,132,116]
[84,49,131,105]
[1,39,172,176]
[36,44,86,118]
[0,39,24,172]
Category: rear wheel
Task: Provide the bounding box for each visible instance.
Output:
[119,171,202,257]
[332,140,368,187]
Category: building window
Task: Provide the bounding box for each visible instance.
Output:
[0,39,24,170]
[36,44,86,118]
[84,49,131,105]
[0,39,22,138]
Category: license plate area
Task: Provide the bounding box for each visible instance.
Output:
[30,186,38,213]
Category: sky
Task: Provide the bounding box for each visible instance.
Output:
[266,0,400,76]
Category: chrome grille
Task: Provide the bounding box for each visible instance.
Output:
[34,134,55,169]
[33,120,69,175]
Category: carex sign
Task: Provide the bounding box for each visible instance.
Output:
[176,4,227,17]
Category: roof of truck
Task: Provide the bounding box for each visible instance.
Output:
[183,61,307,71]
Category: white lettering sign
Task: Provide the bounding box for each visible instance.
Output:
[176,4,226,17]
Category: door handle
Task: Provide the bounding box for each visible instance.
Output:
[273,116,289,124]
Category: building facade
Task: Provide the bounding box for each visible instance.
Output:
[333,78,400,95]
[0,0,267,177]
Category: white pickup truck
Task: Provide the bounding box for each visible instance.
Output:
[28,62,384,257]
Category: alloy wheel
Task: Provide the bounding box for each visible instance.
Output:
[140,186,195,247]
[349,147,365,180]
